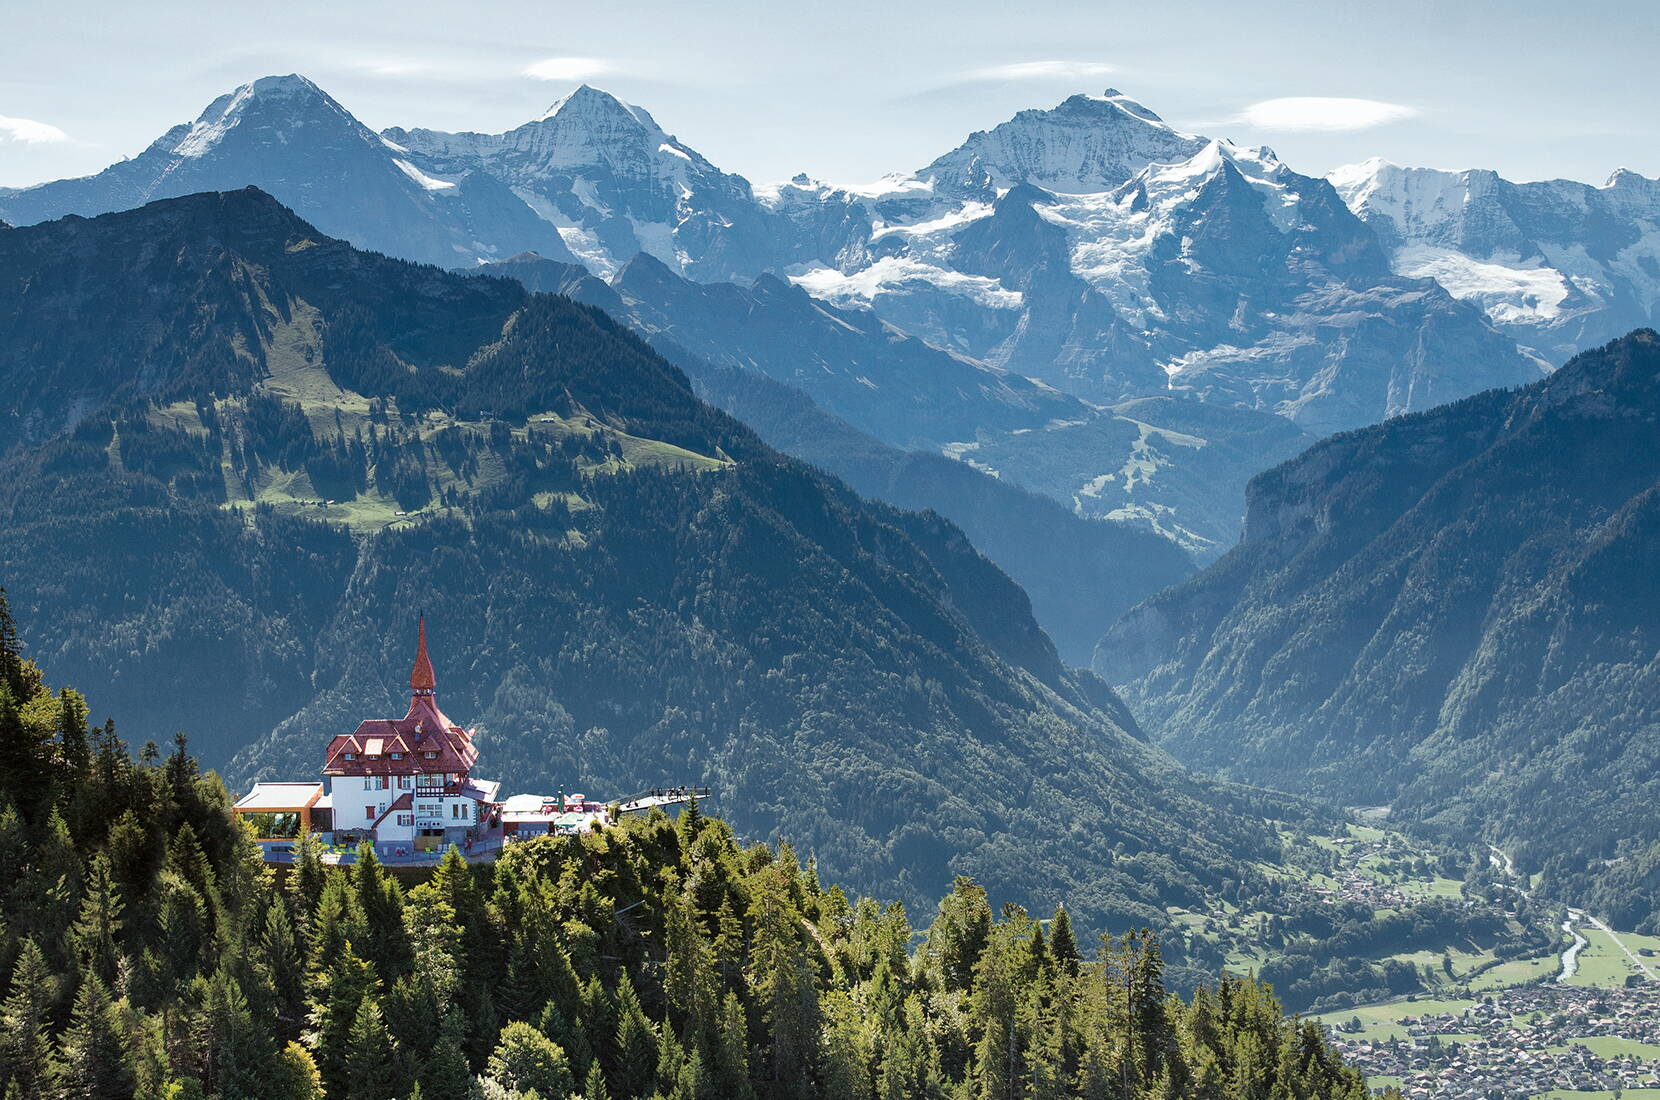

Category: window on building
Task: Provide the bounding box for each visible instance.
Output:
[451,803,470,820]
[423,751,438,760]
[396,814,414,826]
[364,807,375,820]
[391,752,403,760]
[343,752,355,760]
[398,776,411,789]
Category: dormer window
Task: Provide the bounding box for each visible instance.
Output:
[344,752,356,760]
[423,751,438,760]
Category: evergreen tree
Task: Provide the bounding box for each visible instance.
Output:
[1048,907,1079,978]
[267,1041,325,1100]
[0,940,57,1099]
[613,974,659,1099]
[417,1011,474,1099]
[342,996,399,1100]
[53,973,133,1100]
[487,1021,575,1100]
[583,1058,614,1100]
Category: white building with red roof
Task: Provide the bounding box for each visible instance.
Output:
[322,617,501,855]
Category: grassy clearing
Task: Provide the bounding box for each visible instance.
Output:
[1566,925,1647,988]
[1313,997,1479,1042]
[1466,954,1558,990]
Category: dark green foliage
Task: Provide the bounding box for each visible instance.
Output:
[1100,329,1660,929]
[0,616,1379,1098]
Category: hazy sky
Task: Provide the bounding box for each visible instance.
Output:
[2,0,1655,190]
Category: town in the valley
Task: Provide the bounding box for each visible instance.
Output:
[231,619,705,864]
[1330,981,1660,1099]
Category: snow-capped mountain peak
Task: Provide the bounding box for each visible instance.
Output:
[538,83,661,130]
[918,89,1208,195]
[164,73,360,159]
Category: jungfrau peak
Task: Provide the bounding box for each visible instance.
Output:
[918,88,1210,194]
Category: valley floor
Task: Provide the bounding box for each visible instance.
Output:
[1287,833,1660,1098]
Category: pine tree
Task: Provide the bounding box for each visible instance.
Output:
[486,1021,575,1100]
[308,943,377,1097]
[416,1010,473,1100]
[711,991,753,1100]
[664,889,717,1050]
[350,844,410,981]
[0,940,57,1099]
[342,996,399,1100]
[267,1042,325,1100]
[749,871,819,1100]
[53,973,133,1100]
[613,974,659,1099]
[200,970,272,1100]
[260,898,308,1040]
[584,1058,614,1100]
[968,936,1018,1100]
[926,879,991,995]
[1048,907,1079,978]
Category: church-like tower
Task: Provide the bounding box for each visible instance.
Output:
[321,617,499,853]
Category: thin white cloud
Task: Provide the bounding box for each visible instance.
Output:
[1238,97,1419,132]
[0,114,70,144]
[961,60,1116,82]
[522,57,622,82]
[356,59,436,78]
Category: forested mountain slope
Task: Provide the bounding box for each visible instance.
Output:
[1097,330,1660,928]
[473,250,1193,662]
[0,614,1378,1099]
[0,188,1290,930]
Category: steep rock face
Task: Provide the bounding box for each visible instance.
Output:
[0,75,576,268]
[0,189,1275,928]
[1332,158,1660,363]
[1096,330,1660,927]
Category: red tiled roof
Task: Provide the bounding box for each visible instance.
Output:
[372,792,414,829]
[323,618,482,780]
[322,694,479,777]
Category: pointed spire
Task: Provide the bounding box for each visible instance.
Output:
[411,615,436,696]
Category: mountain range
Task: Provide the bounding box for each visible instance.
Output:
[1096,329,1660,930]
[1332,159,1660,364]
[0,74,1581,566]
[0,187,1304,932]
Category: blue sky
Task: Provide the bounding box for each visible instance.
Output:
[1,0,1655,189]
